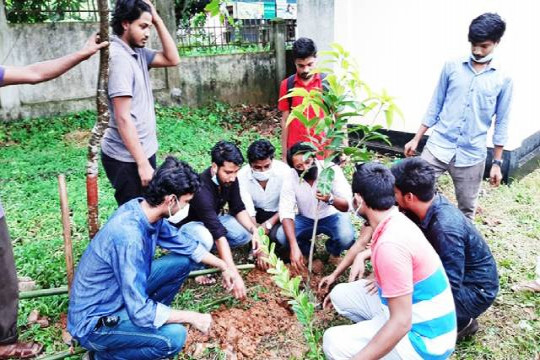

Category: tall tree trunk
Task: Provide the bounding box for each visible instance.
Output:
[86,0,110,239]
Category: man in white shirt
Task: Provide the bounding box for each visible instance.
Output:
[277,142,356,271]
[238,139,289,240]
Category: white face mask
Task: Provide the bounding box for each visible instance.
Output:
[470,51,494,64]
[252,168,273,182]
[167,198,190,224]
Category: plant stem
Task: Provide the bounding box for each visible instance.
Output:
[307,200,321,285]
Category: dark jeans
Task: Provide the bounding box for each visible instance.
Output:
[275,213,356,256]
[101,152,156,206]
[79,254,193,360]
[455,284,498,330]
[0,216,18,345]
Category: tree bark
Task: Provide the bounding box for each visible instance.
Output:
[86,0,110,239]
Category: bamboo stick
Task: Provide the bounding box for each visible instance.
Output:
[58,174,74,291]
[37,347,84,360]
[19,264,256,299]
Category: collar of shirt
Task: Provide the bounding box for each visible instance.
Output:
[111,35,138,58]
[419,194,443,230]
[371,207,399,246]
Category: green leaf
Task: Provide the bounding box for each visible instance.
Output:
[317,167,335,195]
[204,0,221,16]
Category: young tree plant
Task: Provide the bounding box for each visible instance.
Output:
[258,228,324,360]
[280,43,403,281]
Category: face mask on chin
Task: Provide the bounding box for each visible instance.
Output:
[470,51,494,64]
[167,198,190,224]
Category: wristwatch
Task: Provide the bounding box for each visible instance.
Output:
[492,159,503,167]
[327,194,335,206]
[265,221,273,231]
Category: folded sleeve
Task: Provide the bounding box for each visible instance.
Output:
[279,169,297,221]
[492,77,513,146]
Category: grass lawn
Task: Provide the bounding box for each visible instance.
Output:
[0,105,538,359]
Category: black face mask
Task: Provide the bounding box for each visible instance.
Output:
[297,165,318,181]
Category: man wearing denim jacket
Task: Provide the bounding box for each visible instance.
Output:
[403,13,512,219]
[68,157,237,360]
[392,157,499,341]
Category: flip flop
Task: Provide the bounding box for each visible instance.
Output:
[511,280,540,293]
[0,341,43,359]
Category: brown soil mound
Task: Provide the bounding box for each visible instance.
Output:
[184,269,307,359]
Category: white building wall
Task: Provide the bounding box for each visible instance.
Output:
[321,0,539,150]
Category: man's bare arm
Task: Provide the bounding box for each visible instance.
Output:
[3,33,108,86]
[352,294,412,360]
[144,0,180,68]
[112,96,154,186]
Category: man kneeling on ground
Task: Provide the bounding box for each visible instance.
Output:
[238,139,290,268]
[322,163,456,360]
[391,157,499,341]
[277,142,355,272]
[177,141,261,298]
[68,157,235,360]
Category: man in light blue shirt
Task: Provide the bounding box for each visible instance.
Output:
[68,157,237,360]
[404,13,512,219]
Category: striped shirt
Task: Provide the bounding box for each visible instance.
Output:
[372,209,456,359]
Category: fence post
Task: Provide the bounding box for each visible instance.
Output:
[155,0,181,102]
[271,18,287,93]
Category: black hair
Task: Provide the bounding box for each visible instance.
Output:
[211,140,244,167]
[468,13,506,44]
[111,0,151,36]
[247,139,275,164]
[292,37,317,60]
[352,162,395,211]
[391,158,436,202]
[144,156,200,206]
[286,142,316,167]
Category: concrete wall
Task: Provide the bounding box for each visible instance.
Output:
[327,0,539,151]
[0,0,280,120]
[297,0,334,52]
[177,52,277,107]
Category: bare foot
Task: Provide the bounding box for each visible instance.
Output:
[195,275,216,285]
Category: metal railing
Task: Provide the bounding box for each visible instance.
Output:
[177,19,296,56]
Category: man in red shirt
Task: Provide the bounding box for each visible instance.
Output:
[278,37,324,161]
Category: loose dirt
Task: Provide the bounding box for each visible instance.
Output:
[184,269,309,359]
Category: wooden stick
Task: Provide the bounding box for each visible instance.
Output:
[58,174,74,291]
[19,264,257,299]
[37,347,85,360]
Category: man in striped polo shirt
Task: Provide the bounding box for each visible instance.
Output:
[322,163,456,360]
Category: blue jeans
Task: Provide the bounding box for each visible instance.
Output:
[178,214,252,252]
[275,212,355,256]
[79,254,193,360]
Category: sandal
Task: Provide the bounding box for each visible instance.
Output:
[0,341,43,359]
